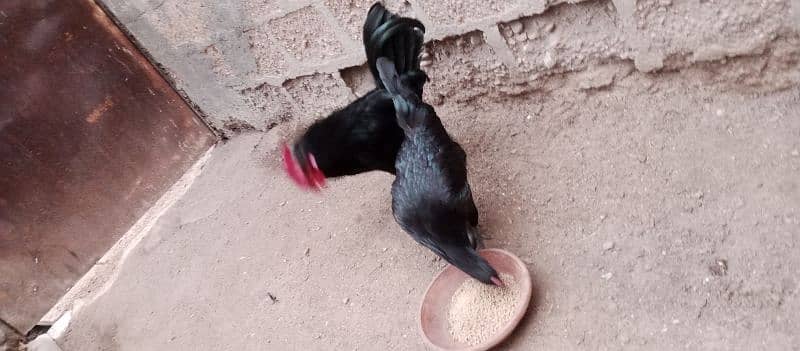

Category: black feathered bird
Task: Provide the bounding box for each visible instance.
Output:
[376,57,503,286]
[283,3,428,190]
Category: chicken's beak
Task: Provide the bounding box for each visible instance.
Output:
[282,143,326,191]
[432,244,502,286]
[490,276,505,287]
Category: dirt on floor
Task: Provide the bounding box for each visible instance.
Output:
[59,62,800,350]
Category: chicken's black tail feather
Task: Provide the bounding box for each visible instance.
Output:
[363,3,427,96]
[375,57,429,132]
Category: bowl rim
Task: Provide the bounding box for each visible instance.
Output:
[418,248,533,351]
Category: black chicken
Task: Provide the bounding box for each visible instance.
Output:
[283,3,428,191]
[376,57,503,286]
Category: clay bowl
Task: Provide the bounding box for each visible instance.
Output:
[419,248,532,351]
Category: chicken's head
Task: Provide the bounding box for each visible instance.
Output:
[282,143,326,191]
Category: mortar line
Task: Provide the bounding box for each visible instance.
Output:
[483,24,521,73]
[313,2,363,55]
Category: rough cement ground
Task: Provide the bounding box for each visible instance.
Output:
[59,64,800,349]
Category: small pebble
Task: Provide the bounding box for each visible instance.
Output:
[619,334,630,344]
[710,259,728,276]
[601,272,614,280]
[508,20,524,34]
[469,35,482,46]
[343,297,350,305]
[602,241,615,251]
[304,248,310,256]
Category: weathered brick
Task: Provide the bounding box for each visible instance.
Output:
[423,31,511,102]
[241,83,295,130]
[323,0,414,42]
[202,43,233,78]
[246,28,292,79]
[417,0,521,28]
[242,0,283,24]
[498,1,628,74]
[265,6,347,66]
[283,73,355,120]
[340,64,376,97]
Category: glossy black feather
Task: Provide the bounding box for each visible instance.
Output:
[293,89,400,177]
[377,58,498,285]
[290,3,427,179]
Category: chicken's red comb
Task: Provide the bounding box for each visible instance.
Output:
[306,153,326,189]
[282,143,326,191]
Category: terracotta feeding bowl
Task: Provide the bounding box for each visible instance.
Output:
[419,248,532,351]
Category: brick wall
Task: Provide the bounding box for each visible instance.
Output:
[99,0,800,136]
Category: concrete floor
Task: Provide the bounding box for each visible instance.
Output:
[55,68,800,350]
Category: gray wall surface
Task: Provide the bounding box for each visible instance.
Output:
[100,0,800,136]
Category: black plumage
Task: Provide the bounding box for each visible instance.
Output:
[376,57,502,286]
[283,3,428,190]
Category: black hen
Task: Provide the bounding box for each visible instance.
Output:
[283,3,428,190]
[376,57,502,286]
